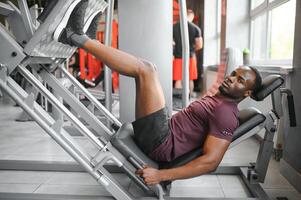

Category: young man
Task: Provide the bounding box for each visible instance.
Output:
[55,1,262,186]
[173,9,203,94]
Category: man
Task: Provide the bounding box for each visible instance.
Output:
[173,9,203,94]
[55,1,262,186]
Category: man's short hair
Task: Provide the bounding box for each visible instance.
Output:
[249,66,262,94]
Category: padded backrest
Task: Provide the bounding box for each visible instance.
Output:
[232,107,265,141]
[251,74,284,101]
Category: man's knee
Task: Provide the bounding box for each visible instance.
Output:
[138,59,158,76]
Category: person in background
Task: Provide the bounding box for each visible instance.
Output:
[173,9,203,96]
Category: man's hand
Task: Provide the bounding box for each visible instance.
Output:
[136,166,164,185]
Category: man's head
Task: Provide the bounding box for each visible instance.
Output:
[187,9,195,22]
[218,66,262,101]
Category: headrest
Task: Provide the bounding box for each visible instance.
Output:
[251,74,284,101]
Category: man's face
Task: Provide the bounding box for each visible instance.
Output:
[218,67,256,100]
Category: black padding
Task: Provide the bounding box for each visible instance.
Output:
[111,123,158,168]
[232,107,266,141]
[251,75,284,101]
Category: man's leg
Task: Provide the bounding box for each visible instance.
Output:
[54,2,165,119]
[82,39,165,119]
[174,80,182,89]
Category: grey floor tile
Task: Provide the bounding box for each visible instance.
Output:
[171,175,221,188]
[218,175,251,198]
[217,175,246,189]
[0,171,52,184]
[34,184,112,196]
[169,187,225,198]
[45,172,100,185]
[0,183,40,193]
[222,188,250,198]
[170,175,224,198]
[12,138,69,156]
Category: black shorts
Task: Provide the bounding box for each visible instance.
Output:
[132,107,170,155]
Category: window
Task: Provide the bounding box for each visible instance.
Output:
[252,0,265,9]
[251,13,267,59]
[250,0,296,65]
[269,0,295,59]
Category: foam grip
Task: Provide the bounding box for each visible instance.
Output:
[287,94,297,127]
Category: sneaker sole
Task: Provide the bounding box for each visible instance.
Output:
[24,0,80,58]
[53,0,82,41]
[83,0,108,33]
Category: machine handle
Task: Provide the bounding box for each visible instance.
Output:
[287,94,297,127]
[120,162,150,192]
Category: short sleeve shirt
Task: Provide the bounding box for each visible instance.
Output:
[173,21,202,58]
[149,96,239,162]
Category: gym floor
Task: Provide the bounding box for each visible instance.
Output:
[0,94,300,199]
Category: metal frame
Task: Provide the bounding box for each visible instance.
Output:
[178,0,190,107]
[104,0,115,113]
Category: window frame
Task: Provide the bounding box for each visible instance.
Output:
[249,0,294,66]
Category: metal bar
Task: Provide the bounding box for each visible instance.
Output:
[17,65,105,149]
[0,24,26,74]
[39,70,113,139]
[178,0,190,107]
[75,87,120,100]
[104,0,115,112]
[97,170,134,200]
[0,2,14,16]
[240,168,272,199]
[17,0,35,36]
[59,65,122,127]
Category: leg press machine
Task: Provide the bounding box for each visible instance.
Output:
[0,0,296,199]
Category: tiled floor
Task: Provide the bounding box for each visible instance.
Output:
[0,94,301,199]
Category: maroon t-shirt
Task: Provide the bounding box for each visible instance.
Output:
[149,96,239,162]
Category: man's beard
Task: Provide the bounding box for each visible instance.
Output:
[218,85,240,100]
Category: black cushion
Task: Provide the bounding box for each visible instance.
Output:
[251,75,284,101]
[233,107,265,141]
[111,123,158,168]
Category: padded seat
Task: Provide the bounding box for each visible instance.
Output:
[111,123,159,168]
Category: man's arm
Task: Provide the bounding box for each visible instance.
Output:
[195,37,203,51]
[136,135,230,185]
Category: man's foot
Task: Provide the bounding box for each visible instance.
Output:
[54,0,89,47]
[83,0,108,39]
[85,12,102,39]
[37,0,59,23]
